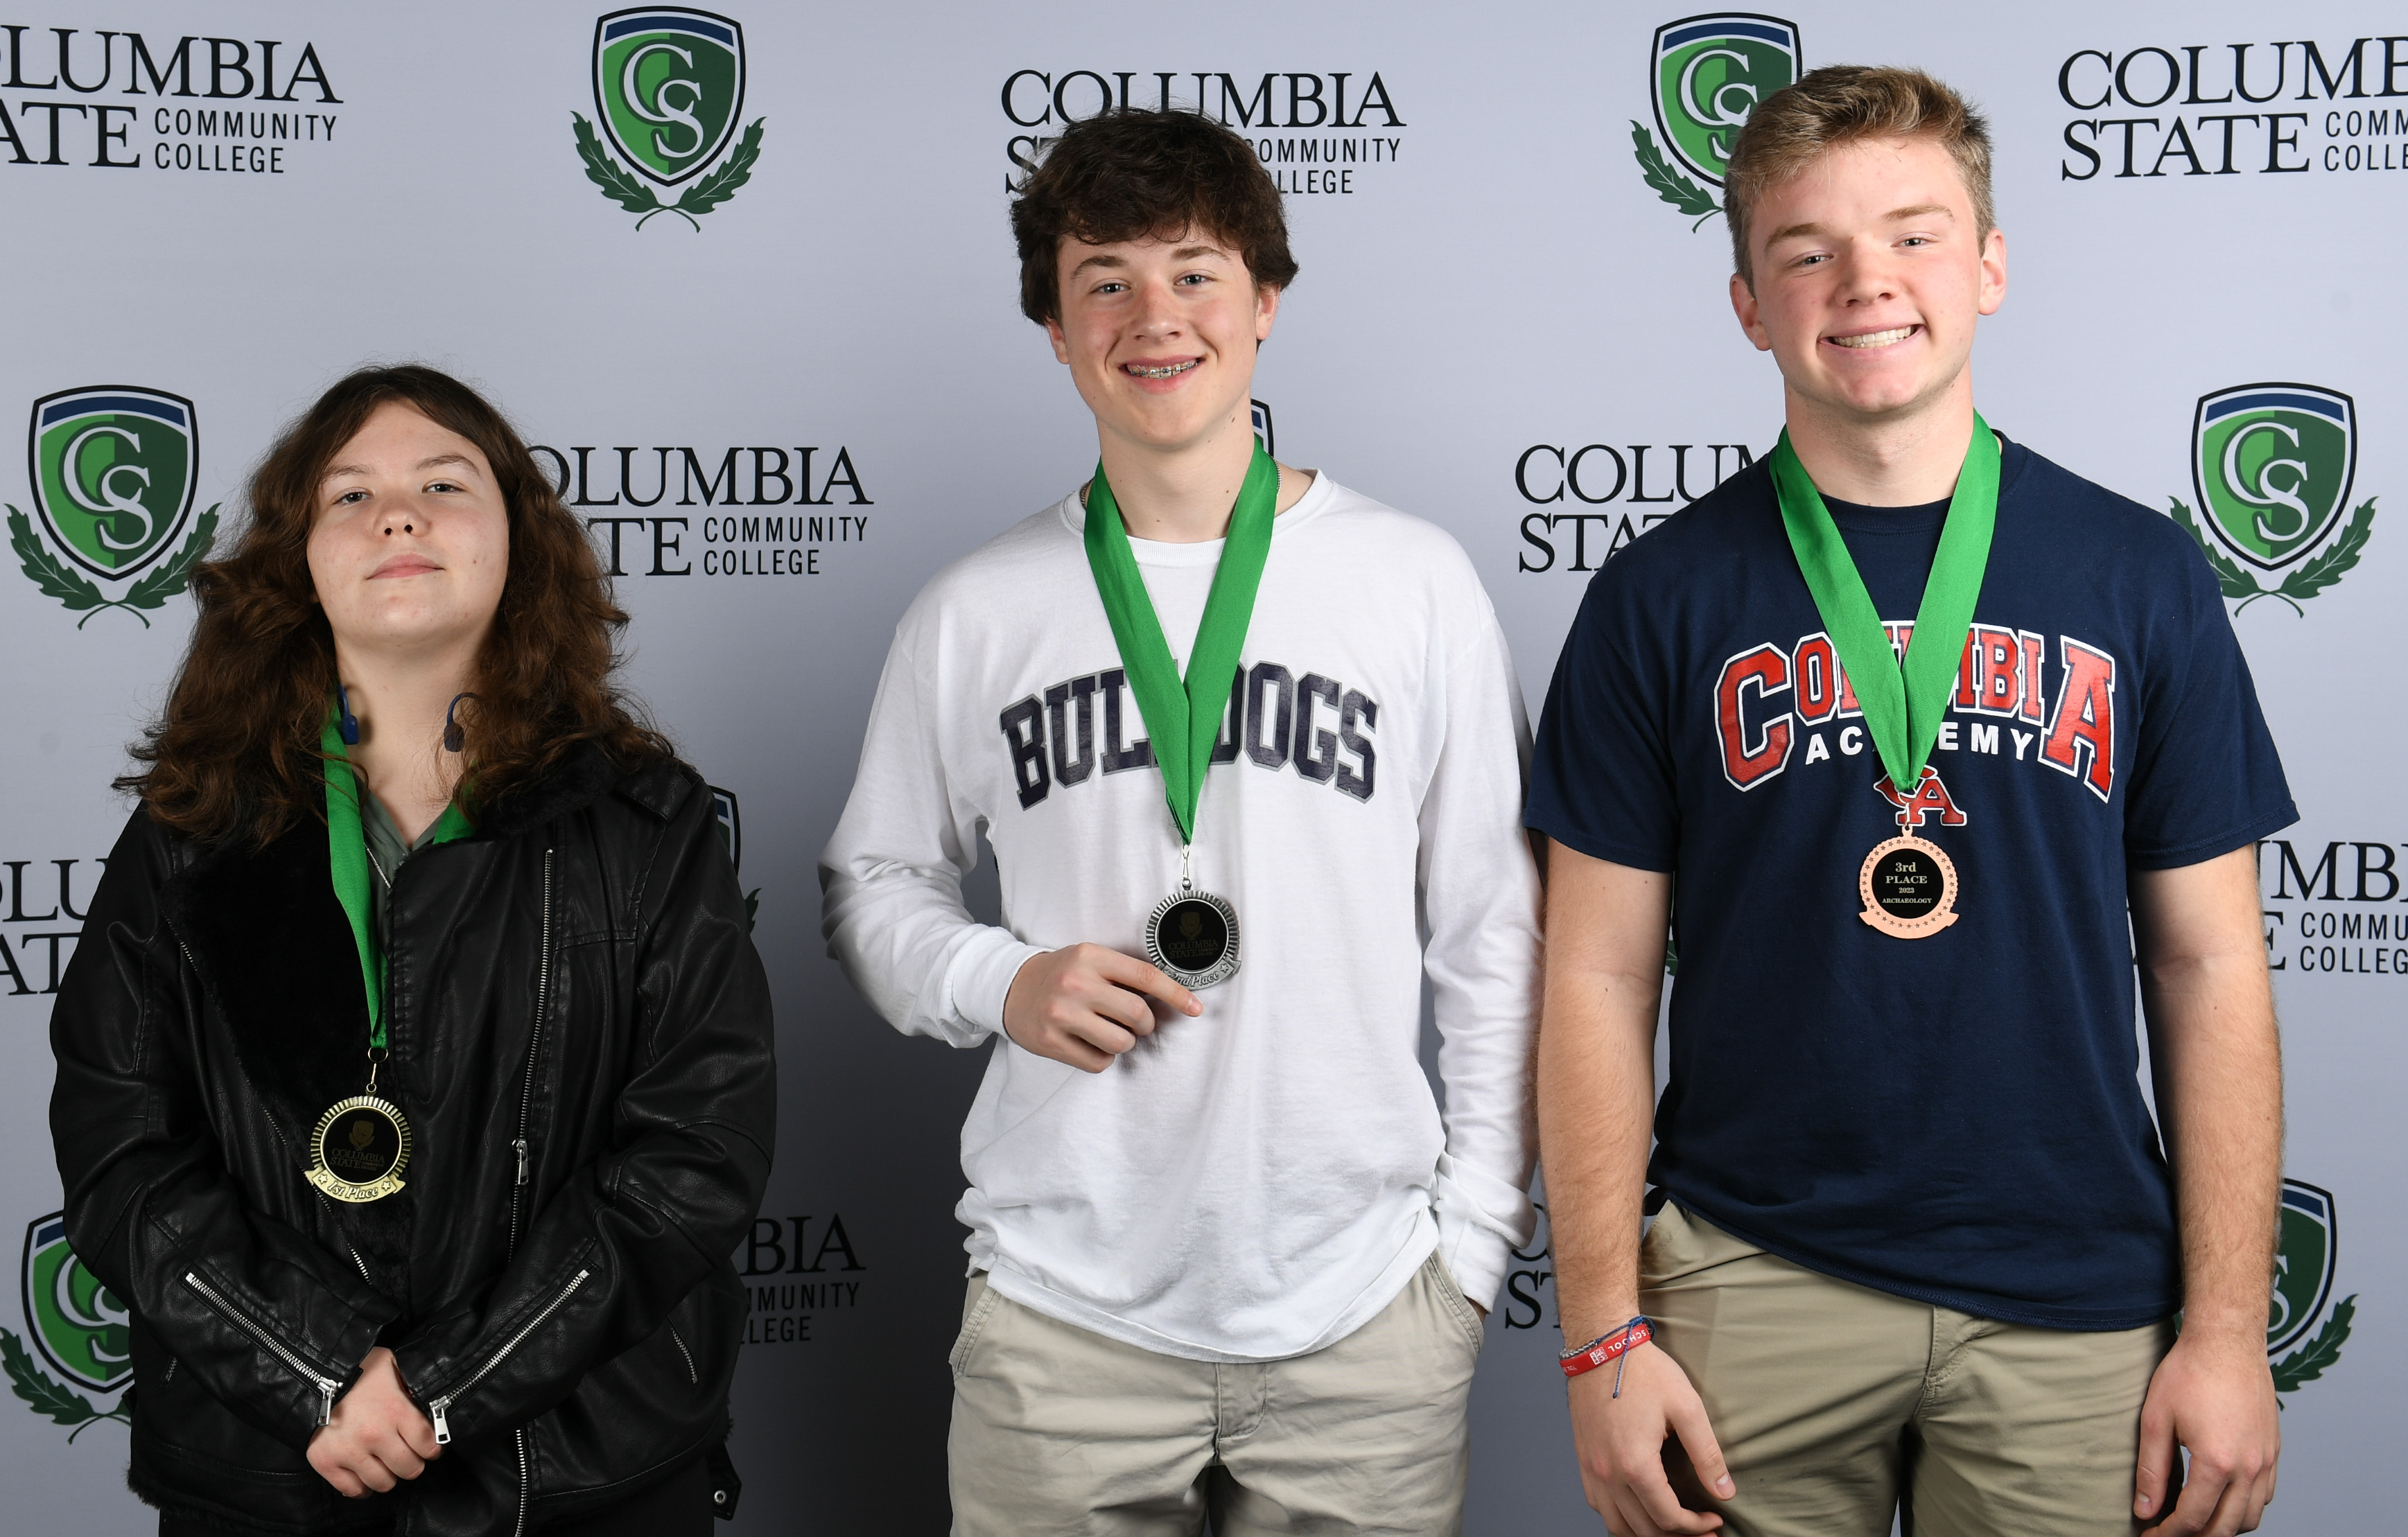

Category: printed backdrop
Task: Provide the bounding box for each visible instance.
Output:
[0,2,2396,1530]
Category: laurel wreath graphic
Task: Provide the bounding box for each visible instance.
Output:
[2169,496,2377,615]
[575,114,766,231]
[8,502,218,629]
[2271,1293,2355,1398]
[1632,122,1722,231]
[1,1327,129,1441]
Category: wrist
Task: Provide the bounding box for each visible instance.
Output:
[2176,1310,2267,1346]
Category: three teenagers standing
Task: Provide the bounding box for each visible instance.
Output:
[42,58,2291,1537]
[51,369,773,1536]
[830,69,2289,1537]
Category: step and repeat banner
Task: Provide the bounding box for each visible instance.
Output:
[0,2,2396,1530]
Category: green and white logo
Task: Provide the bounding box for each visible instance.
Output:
[574,8,765,230]
[2170,383,2378,613]
[1632,13,1799,231]
[2268,1179,2353,1398]
[5,1213,130,1441]
[9,387,218,628]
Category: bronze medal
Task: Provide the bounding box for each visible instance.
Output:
[306,1095,412,1203]
[1857,834,1960,939]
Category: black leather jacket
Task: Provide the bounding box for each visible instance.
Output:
[49,749,774,1536]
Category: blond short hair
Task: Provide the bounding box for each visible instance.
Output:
[1725,64,1994,286]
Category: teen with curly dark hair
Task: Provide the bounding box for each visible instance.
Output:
[51,365,774,1537]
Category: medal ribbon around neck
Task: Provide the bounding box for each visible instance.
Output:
[1081,439,1280,847]
[1768,415,1999,805]
[320,708,472,1043]
[313,707,471,1200]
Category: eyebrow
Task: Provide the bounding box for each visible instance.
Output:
[1067,243,1232,279]
[322,453,476,484]
[1766,204,1956,246]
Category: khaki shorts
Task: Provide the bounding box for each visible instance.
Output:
[948,1250,1485,1536]
[1640,1203,2176,1537]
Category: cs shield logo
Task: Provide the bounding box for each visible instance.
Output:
[710,785,760,931]
[3,1213,132,1441]
[8,387,218,628]
[2170,383,2378,614]
[573,8,766,230]
[1632,14,1800,231]
[1250,399,1275,459]
[2267,1179,2355,1398]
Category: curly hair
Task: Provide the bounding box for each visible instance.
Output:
[1011,107,1298,326]
[121,365,672,846]
[1724,64,1995,287]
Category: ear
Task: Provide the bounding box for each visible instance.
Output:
[1729,272,1773,353]
[1045,314,1072,365]
[1255,281,1282,343]
[1976,227,2007,317]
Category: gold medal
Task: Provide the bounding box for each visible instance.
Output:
[1858,833,1960,939]
[306,1095,411,1203]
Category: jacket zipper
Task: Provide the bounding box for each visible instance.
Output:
[425,1267,588,1446]
[514,1428,531,1537]
[669,1325,697,1386]
[506,848,556,1254]
[182,1270,341,1426]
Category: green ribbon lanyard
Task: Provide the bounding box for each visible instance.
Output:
[1081,441,1280,847]
[1767,415,2000,804]
[321,709,473,1048]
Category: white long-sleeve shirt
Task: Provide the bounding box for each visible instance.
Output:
[820,471,1539,1362]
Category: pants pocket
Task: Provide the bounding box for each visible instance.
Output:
[1425,1251,1488,1355]
[948,1274,1002,1379]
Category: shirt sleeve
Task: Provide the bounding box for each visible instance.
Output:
[819,606,1044,1046]
[2120,534,2297,870]
[1525,566,1682,872]
[1416,579,1544,1309]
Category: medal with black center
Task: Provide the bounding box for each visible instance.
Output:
[1144,859,1241,990]
[308,1091,412,1203]
[1857,832,1960,938]
[1083,443,1280,991]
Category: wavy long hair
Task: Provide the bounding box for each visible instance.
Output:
[121,365,672,846]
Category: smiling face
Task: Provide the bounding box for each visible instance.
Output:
[1045,226,1279,461]
[306,401,509,660]
[1730,136,2006,430]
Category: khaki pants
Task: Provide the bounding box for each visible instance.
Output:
[1641,1204,2176,1537]
[948,1251,1485,1536]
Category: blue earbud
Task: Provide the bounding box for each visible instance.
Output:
[443,692,474,753]
[337,685,360,746]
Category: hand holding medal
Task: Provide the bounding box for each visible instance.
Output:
[1770,416,1999,940]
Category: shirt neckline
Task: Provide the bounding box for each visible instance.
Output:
[1060,468,1336,566]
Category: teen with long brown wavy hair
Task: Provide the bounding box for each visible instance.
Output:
[51,365,774,1537]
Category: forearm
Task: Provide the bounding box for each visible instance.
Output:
[2148,959,2281,1332]
[1535,845,1670,1345]
[1540,1003,1657,1339]
[2134,847,2283,1335]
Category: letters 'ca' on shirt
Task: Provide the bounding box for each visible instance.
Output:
[819,471,1542,1362]
[1525,435,2295,1330]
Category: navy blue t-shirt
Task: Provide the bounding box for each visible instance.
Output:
[1526,436,2295,1329]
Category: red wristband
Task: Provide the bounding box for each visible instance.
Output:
[1559,1317,1652,1380]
